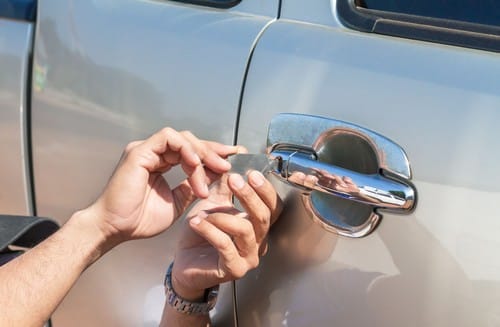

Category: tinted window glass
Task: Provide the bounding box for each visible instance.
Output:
[0,0,35,21]
[357,0,500,26]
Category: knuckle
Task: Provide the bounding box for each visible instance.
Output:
[251,210,270,231]
[248,255,260,269]
[259,210,271,226]
[240,220,257,240]
[230,266,247,279]
[125,145,144,161]
[240,218,253,232]
[160,127,176,138]
[180,130,195,138]
[124,141,140,154]
[216,265,227,279]
[218,236,233,252]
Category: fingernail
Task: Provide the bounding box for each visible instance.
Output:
[229,174,245,190]
[236,146,247,154]
[220,158,231,170]
[190,211,207,225]
[191,153,201,165]
[249,170,265,188]
[190,217,201,225]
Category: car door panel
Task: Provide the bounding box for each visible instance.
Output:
[32,0,278,325]
[0,18,33,215]
[235,2,500,325]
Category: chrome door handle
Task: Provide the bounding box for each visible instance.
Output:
[265,113,417,238]
[269,147,415,211]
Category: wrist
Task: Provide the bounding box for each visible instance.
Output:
[171,268,205,302]
[66,208,113,264]
[164,262,219,316]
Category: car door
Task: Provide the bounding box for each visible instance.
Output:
[31,0,278,325]
[235,0,500,326]
[0,1,36,216]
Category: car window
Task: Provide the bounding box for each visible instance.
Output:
[337,0,500,52]
[0,0,35,21]
[358,0,500,27]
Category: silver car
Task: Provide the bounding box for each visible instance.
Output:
[1,0,500,325]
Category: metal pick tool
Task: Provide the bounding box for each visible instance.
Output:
[227,153,280,177]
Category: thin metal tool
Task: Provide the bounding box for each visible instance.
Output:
[227,153,280,176]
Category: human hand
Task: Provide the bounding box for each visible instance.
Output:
[83,128,242,248]
[170,171,282,301]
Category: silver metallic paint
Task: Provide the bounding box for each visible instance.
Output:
[32,0,278,325]
[3,0,499,325]
[0,19,33,215]
[235,2,500,325]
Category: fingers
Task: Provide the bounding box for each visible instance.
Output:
[173,131,242,198]
[202,140,247,158]
[180,131,232,174]
[228,171,282,244]
[140,127,201,169]
[121,127,241,199]
[228,173,268,245]
[189,211,259,280]
[249,171,283,225]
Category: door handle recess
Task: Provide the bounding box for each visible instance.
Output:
[269,148,415,211]
[266,113,417,238]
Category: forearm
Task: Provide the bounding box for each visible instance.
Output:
[0,210,107,326]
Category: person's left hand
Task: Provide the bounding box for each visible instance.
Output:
[169,171,282,301]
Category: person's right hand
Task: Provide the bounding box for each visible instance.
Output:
[80,128,242,250]
[169,171,282,302]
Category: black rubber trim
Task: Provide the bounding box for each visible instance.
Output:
[169,0,241,9]
[0,215,59,251]
[0,0,36,22]
[337,0,500,53]
[0,250,23,266]
[26,13,37,216]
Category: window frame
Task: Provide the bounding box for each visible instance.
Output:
[337,0,500,53]
[169,0,241,9]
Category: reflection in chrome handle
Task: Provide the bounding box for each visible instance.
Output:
[270,150,415,211]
